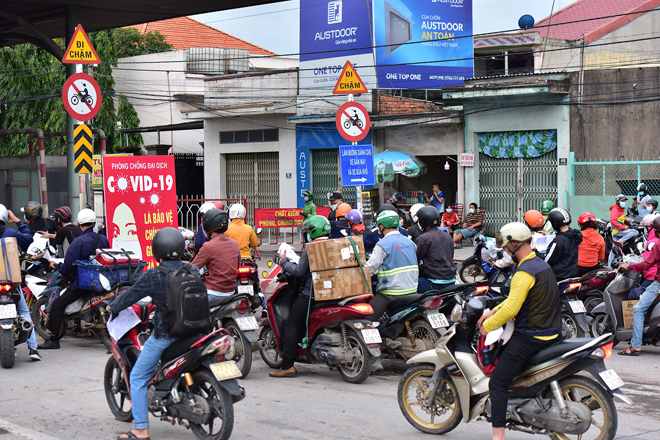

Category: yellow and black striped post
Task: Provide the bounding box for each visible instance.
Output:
[74,123,93,173]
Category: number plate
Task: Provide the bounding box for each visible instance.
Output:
[599,369,624,390]
[209,361,242,381]
[428,313,449,329]
[235,316,259,331]
[0,304,17,320]
[237,285,252,294]
[569,300,587,314]
[361,329,382,344]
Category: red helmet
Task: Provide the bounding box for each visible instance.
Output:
[213,201,225,211]
[578,212,596,225]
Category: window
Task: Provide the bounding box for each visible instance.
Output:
[234,131,248,143]
[219,129,279,144]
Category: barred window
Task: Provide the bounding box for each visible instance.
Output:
[219,129,279,144]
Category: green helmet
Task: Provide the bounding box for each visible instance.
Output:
[306,215,331,240]
[302,189,313,198]
[541,200,554,215]
[377,210,400,229]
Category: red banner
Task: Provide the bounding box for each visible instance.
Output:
[254,206,335,228]
[102,156,178,269]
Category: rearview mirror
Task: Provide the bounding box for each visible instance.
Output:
[255,228,262,235]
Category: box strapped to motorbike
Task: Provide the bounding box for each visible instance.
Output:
[75,250,147,292]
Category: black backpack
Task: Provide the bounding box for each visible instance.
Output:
[157,263,211,337]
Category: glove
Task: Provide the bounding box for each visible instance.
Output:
[494,252,514,269]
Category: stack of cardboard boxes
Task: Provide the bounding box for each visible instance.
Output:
[307,236,372,301]
[0,237,21,283]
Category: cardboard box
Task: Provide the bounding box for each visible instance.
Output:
[0,237,21,283]
[307,236,367,272]
[622,300,638,329]
[312,266,372,301]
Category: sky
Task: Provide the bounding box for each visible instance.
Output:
[193,0,581,56]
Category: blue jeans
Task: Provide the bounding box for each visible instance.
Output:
[130,336,177,429]
[418,278,455,293]
[631,280,660,348]
[46,271,62,289]
[454,227,479,240]
[17,291,37,350]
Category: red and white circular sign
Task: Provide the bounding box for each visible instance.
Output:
[336,101,370,142]
[62,73,102,121]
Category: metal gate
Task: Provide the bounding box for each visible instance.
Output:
[311,148,355,207]
[479,150,557,236]
[225,152,279,224]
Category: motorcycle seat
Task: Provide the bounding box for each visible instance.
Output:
[387,292,428,311]
[311,294,374,309]
[527,338,592,366]
[161,334,205,364]
[209,294,244,308]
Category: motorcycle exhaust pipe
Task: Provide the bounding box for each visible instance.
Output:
[251,339,266,352]
[21,320,33,333]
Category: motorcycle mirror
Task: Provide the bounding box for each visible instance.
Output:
[99,274,112,291]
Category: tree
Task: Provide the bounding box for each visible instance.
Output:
[0,28,172,155]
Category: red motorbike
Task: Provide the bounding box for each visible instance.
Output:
[104,300,245,440]
[258,269,382,384]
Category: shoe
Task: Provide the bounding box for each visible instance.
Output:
[29,349,42,361]
[269,366,297,377]
[385,337,402,350]
[37,339,60,350]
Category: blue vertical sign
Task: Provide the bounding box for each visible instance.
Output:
[340,144,375,186]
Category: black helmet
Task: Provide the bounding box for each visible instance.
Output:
[376,203,397,216]
[203,209,229,235]
[548,207,571,231]
[21,201,43,220]
[152,227,185,260]
[648,198,658,210]
[638,183,647,193]
[417,206,440,230]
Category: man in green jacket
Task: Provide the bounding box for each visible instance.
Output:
[302,189,316,220]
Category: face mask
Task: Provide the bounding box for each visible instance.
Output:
[446,208,452,213]
[331,203,338,211]
[399,220,403,228]
[639,191,644,196]
[469,208,475,214]
[619,202,626,208]
[306,234,312,243]
[304,196,309,202]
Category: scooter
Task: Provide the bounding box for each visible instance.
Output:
[458,234,498,283]
[0,280,33,368]
[557,278,591,338]
[591,255,660,346]
[258,270,382,384]
[104,299,244,440]
[398,292,631,439]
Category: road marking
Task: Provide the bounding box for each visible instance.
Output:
[0,418,60,440]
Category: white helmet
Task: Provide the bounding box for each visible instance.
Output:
[229,204,246,220]
[0,204,8,224]
[77,208,96,226]
[499,222,532,247]
[409,203,425,223]
[641,213,660,227]
[199,202,216,216]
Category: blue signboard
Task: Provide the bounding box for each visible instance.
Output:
[300,0,373,62]
[373,0,473,89]
[340,144,375,186]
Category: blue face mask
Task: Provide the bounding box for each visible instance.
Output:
[306,234,312,243]
[304,196,310,202]
[446,208,452,213]
[619,202,626,208]
[399,220,403,228]
[639,191,644,196]
[469,208,475,214]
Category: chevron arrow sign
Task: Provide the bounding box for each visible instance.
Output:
[74,124,93,174]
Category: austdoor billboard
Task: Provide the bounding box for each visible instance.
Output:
[373,0,473,88]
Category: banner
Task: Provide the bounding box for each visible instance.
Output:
[102,156,178,269]
[255,209,304,228]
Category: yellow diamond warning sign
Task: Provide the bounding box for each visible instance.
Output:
[62,24,101,64]
[333,61,368,95]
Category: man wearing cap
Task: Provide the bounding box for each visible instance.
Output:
[328,192,343,222]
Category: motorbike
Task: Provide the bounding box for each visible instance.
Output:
[596,217,647,258]
[258,269,382,384]
[556,278,591,339]
[104,299,244,440]
[591,255,660,346]
[0,280,33,368]
[398,292,631,439]
[458,234,510,285]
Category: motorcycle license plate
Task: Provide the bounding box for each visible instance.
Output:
[569,300,587,314]
[0,304,17,320]
[427,313,449,329]
[235,316,259,331]
[210,361,242,381]
[237,285,252,295]
[599,369,624,390]
[361,329,382,344]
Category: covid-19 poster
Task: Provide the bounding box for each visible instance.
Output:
[102,156,178,269]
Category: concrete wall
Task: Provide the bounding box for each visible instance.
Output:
[379,123,463,157]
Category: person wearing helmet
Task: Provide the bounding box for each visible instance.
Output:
[193,201,225,255]
[452,203,484,247]
[646,198,658,215]
[544,208,583,280]
[21,200,56,237]
[330,202,352,238]
[406,203,425,242]
[345,209,366,234]
[301,189,316,221]
[608,194,639,267]
[327,191,343,222]
[577,212,605,276]
[416,206,456,293]
[0,203,33,252]
[633,183,650,217]
[225,204,259,260]
[627,216,659,302]
[618,216,660,355]
[540,200,555,235]
[39,209,109,350]
[478,222,561,440]
[108,227,203,440]
[363,203,409,251]
[365,210,418,321]
[523,209,553,256]
[441,205,460,231]
[38,206,81,257]
[271,215,331,378]
[192,209,240,299]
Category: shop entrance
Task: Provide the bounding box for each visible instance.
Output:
[390,155,458,211]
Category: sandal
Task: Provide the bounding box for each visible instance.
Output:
[618,345,641,356]
[117,432,150,440]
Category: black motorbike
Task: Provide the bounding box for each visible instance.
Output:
[0,279,33,368]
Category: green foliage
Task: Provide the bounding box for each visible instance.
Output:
[0,28,172,155]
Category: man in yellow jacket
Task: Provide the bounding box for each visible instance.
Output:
[225,204,259,259]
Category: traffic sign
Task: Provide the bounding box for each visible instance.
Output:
[74,124,93,174]
[340,145,375,186]
[336,101,370,142]
[333,61,368,95]
[62,24,101,64]
[62,73,102,121]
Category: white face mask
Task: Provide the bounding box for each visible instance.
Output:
[619,202,626,208]
[331,203,338,211]
[469,208,475,214]
[112,238,143,259]
[446,208,452,213]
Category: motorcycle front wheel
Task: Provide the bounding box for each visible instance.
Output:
[104,357,133,422]
[0,328,15,369]
[190,369,234,440]
[551,376,617,440]
[338,328,374,384]
[398,364,462,434]
[591,314,619,346]
[225,322,252,379]
[458,256,487,283]
[258,326,282,369]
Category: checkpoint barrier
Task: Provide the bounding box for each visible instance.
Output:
[254,206,333,244]
[177,197,247,231]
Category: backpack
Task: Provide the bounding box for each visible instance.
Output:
[157,263,211,337]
